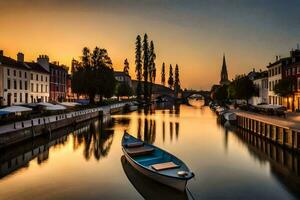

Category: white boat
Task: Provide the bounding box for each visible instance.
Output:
[121,132,194,192]
[223,112,237,122]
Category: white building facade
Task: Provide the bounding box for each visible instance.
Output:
[250,75,268,105]
[0,52,30,106]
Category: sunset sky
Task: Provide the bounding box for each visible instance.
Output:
[1,0,300,90]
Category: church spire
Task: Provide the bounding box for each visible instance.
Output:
[220,54,229,85]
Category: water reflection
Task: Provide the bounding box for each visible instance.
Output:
[0,118,114,179]
[225,125,300,198]
[121,155,188,200]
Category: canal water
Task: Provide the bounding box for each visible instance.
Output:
[0,100,299,200]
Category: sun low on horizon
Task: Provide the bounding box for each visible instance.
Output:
[1,0,300,90]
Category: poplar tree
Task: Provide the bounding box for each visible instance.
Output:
[174,64,180,97]
[149,40,156,101]
[168,64,174,89]
[143,34,149,101]
[135,35,142,100]
[161,62,165,86]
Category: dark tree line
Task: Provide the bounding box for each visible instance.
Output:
[71,47,116,104]
[135,34,156,102]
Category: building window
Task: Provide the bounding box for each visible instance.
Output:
[13,70,16,76]
[45,85,48,93]
[14,80,17,89]
[278,67,281,74]
[41,75,43,81]
[7,79,11,89]
[275,67,277,75]
[46,76,48,82]
[7,69,10,76]
[31,83,34,92]
[14,93,17,103]
[298,78,300,91]
[36,84,39,93]
[19,80,22,90]
[25,72,27,78]
[25,81,28,90]
[19,71,22,78]
[31,73,33,80]
[20,93,22,102]
[36,74,38,81]
[41,84,43,93]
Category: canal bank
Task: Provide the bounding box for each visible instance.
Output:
[233,110,300,152]
[0,102,130,148]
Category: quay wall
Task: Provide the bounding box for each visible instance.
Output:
[0,102,129,148]
[235,113,300,152]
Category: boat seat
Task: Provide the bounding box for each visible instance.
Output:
[126,141,144,148]
[151,162,180,171]
[125,146,154,156]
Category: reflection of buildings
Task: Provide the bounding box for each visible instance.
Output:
[0,118,113,179]
[0,130,68,178]
[229,127,300,198]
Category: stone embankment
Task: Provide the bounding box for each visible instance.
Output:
[0,102,129,148]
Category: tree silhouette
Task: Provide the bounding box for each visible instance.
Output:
[135,35,143,101]
[123,58,129,74]
[143,34,150,101]
[71,46,116,104]
[149,40,156,101]
[161,62,165,86]
[174,64,180,97]
[168,64,174,89]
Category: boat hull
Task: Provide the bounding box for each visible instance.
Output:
[123,148,187,192]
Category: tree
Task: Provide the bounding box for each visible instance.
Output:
[168,64,174,89]
[135,35,143,100]
[214,85,228,102]
[149,40,156,101]
[274,78,294,110]
[123,58,129,74]
[174,64,180,98]
[161,62,165,86]
[143,34,150,101]
[116,83,132,100]
[228,75,256,104]
[71,46,116,104]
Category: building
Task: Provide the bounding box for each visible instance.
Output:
[0,51,31,106]
[249,71,268,105]
[267,56,290,106]
[37,55,68,102]
[283,49,300,110]
[114,71,132,87]
[25,62,50,103]
[219,54,230,85]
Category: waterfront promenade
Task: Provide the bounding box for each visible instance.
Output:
[0,102,130,147]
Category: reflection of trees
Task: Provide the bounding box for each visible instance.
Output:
[136,118,156,144]
[162,122,166,142]
[74,119,114,161]
[175,122,179,140]
[170,122,173,141]
[137,118,142,140]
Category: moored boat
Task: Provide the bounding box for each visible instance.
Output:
[121,132,194,192]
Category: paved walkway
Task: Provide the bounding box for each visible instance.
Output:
[232,109,300,131]
[0,102,128,135]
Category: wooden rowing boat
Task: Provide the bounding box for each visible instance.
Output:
[121,132,194,192]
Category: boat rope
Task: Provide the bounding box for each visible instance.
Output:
[186,187,196,200]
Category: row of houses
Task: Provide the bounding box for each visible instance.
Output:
[0,51,68,106]
[250,48,300,111]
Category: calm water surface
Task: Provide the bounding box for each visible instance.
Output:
[0,100,299,199]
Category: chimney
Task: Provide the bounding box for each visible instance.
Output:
[17,52,24,62]
[297,44,299,50]
[0,50,3,57]
[276,56,278,61]
[37,55,50,72]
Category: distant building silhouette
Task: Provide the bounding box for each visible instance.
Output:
[220,54,230,85]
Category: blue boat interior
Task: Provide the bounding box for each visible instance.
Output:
[123,133,193,179]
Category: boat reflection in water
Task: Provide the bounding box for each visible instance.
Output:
[121,155,188,200]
